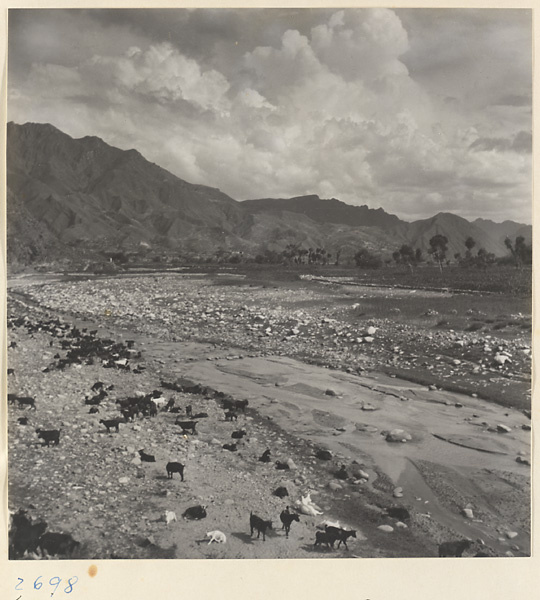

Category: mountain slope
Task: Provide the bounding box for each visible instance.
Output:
[7,121,253,255]
[7,122,530,265]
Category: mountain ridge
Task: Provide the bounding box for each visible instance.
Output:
[6,121,531,265]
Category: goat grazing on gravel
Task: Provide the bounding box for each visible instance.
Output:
[324,526,357,549]
[9,510,47,558]
[314,529,340,550]
[139,450,156,462]
[183,505,207,520]
[438,539,473,557]
[175,420,198,435]
[16,396,37,410]
[166,462,184,481]
[231,429,247,439]
[206,530,227,545]
[99,418,122,434]
[259,449,271,463]
[273,487,288,498]
[280,508,300,538]
[35,428,60,446]
[250,513,273,541]
[37,532,80,557]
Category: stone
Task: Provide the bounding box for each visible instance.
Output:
[506,531,519,539]
[396,521,408,529]
[386,429,412,443]
[118,477,129,484]
[327,481,342,491]
[378,525,394,533]
[462,508,474,519]
[497,424,512,433]
[393,487,404,498]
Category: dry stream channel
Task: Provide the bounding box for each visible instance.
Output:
[6,271,531,559]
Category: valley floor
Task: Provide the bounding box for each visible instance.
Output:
[6,270,531,559]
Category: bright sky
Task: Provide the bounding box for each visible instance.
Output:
[8,8,532,223]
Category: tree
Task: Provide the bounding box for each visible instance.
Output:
[428,234,449,273]
[354,247,382,269]
[464,236,476,260]
[504,236,532,270]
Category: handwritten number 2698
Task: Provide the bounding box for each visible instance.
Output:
[14,576,78,595]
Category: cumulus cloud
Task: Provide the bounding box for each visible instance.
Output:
[7,8,532,223]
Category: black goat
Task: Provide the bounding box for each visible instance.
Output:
[232,429,247,439]
[91,381,105,392]
[223,443,238,452]
[273,486,289,499]
[9,510,47,558]
[250,513,273,541]
[16,396,36,410]
[224,410,238,422]
[175,420,198,435]
[89,407,99,414]
[275,461,290,470]
[325,526,357,549]
[99,419,122,433]
[37,532,80,557]
[36,428,60,446]
[259,449,271,463]
[183,505,207,520]
[18,417,28,425]
[139,450,156,463]
[280,509,300,538]
[235,399,249,412]
[316,449,332,461]
[438,539,473,557]
[166,462,184,480]
[314,530,340,550]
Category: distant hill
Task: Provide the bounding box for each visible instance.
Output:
[242,195,401,228]
[6,122,531,266]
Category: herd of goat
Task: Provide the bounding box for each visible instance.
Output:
[8,312,487,559]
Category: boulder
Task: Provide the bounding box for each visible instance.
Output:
[393,487,404,498]
[496,424,512,433]
[378,525,394,533]
[386,429,412,443]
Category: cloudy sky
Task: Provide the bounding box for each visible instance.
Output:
[8,8,532,223]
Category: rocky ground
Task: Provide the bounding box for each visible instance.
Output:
[6,270,532,559]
